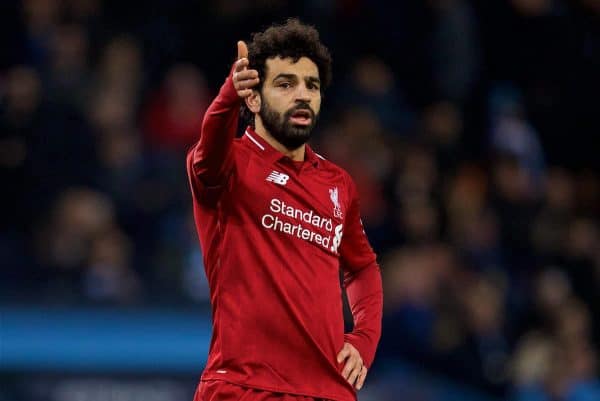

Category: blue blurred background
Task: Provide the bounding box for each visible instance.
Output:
[1,0,599,400]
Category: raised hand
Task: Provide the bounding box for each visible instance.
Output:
[232,41,259,98]
[337,342,368,390]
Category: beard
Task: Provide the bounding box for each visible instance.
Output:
[258,97,318,151]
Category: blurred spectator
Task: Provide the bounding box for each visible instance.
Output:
[489,83,545,190]
[490,153,539,272]
[447,276,510,393]
[0,67,41,217]
[560,219,600,315]
[21,0,61,68]
[532,168,575,260]
[428,0,481,102]
[95,35,143,97]
[509,0,555,17]
[382,246,445,360]
[34,188,117,300]
[83,226,141,303]
[0,65,97,225]
[141,64,210,151]
[511,332,600,401]
[45,23,91,109]
[336,56,414,135]
[319,108,392,243]
[531,269,573,327]
[421,100,466,173]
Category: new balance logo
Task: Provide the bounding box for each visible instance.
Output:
[266,171,290,186]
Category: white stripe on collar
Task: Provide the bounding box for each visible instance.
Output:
[244,130,265,151]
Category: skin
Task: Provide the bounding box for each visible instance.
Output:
[233,41,321,162]
[232,41,368,390]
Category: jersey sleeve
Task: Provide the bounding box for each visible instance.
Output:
[186,64,240,205]
[339,178,383,369]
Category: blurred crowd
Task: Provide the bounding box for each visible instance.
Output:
[0,0,598,400]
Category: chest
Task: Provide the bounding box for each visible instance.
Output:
[227,154,349,254]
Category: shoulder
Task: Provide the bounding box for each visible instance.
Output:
[231,137,253,158]
[313,150,342,174]
[312,151,357,194]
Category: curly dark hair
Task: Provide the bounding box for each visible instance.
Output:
[241,18,332,124]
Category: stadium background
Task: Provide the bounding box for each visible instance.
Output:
[1,0,598,400]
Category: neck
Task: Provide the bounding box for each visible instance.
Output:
[254,118,306,162]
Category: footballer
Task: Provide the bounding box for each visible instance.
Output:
[187,19,383,401]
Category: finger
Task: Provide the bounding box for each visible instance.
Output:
[234,77,259,91]
[237,40,248,60]
[237,89,253,98]
[347,364,362,386]
[341,357,359,379]
[235,58,249,72]
[234,69,259,82]
[337,345,351,364]
[356,366,368,390]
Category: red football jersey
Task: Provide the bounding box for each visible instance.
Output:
[186,68,383,401]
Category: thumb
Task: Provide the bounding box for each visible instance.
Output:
[237,40,248,60]
[337,345,350,363]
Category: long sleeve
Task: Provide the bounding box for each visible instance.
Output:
[339,179,383,369]
[187,65,240,190]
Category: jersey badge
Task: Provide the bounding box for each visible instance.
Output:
[329,187,343,219]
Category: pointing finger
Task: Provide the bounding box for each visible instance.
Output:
[237,40,248,61]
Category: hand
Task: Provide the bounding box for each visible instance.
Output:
[233,41,259,98]
[337,342,368,390]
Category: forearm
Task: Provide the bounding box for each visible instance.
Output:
[189,68,240,186]
[343,262,383,369]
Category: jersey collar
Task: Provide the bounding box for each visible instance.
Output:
[242,126,321,168]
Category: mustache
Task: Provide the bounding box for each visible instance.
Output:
[287,103,315,118]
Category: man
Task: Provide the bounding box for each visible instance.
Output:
[187,19,383,401]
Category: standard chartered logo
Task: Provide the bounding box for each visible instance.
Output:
[330,224,343,253]
[261,198,343,253]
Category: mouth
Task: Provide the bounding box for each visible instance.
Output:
[288,109,313,126]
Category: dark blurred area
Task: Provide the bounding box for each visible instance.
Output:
[1,0,599,400]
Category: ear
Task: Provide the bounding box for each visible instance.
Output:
[245,90,261,113]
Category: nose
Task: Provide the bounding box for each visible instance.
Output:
[294,83,311,103]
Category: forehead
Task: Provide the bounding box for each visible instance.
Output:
[264,56,319,80]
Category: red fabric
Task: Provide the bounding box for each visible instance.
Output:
[186,68,383,401]
[193,380,333,401]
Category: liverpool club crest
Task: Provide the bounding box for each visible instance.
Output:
[329,187,343,219]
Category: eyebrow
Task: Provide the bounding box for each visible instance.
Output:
[272,73,321,85]
[272,73,296,82]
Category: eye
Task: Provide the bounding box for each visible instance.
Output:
[279,82,292,89]
[308,82,320,91]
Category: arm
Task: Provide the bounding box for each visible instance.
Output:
[337,179,383,390]
[187,41,259,192]
[342,261,383,369]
